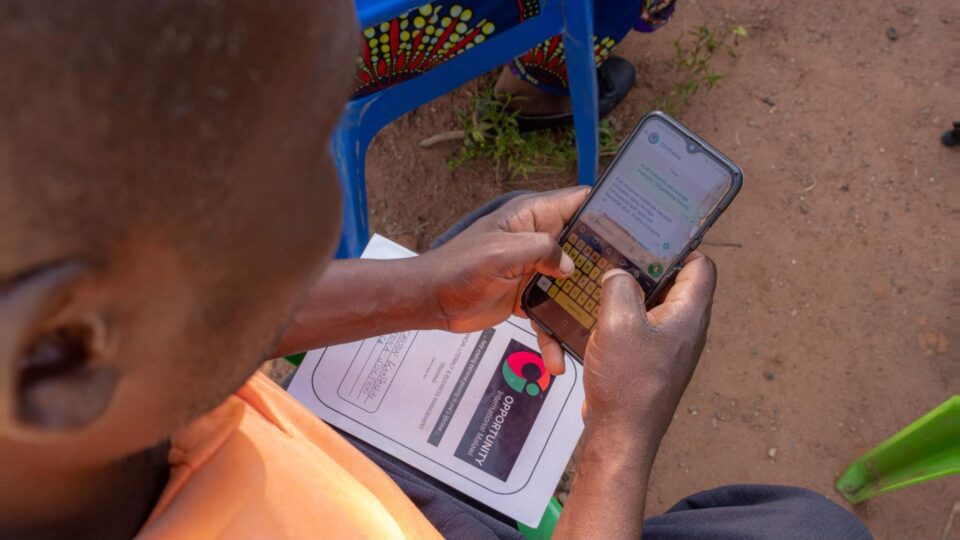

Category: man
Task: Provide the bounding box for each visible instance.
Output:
[0,1,871,538]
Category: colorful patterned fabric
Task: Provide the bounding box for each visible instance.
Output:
[352,0,677,98]
[510,0,676,94]
[634,0,677,32]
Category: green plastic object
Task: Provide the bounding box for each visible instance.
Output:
[284,352,306,367]
[518,497,562,540]
[836,395,960,503]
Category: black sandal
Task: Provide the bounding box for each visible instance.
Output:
[942,121,960,148]
[515,55,636,132]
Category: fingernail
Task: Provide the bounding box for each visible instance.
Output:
[601,268,631,284]
[559,252,575,276]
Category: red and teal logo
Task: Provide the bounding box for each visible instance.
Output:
[501,350,551,396]
[455,339,551,480]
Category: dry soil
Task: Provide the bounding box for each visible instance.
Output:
[334,0,959,537]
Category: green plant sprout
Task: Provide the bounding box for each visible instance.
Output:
[449,89,621,181]
[653,24,747,116]
[448,24,746,179]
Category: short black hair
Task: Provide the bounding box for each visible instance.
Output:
[0,0,352,283]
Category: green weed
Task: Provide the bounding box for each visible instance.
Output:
[448,23,746,179]
[653,24,747,116]
[449,90,621,181]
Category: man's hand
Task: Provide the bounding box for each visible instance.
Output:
[273,188,587,357]
[553,252,717,540]
[584,251,717,438]
[416,188,588,368]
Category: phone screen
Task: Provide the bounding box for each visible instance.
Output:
[523,114,738,358]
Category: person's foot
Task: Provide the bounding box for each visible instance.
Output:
[941,122,960,148]
[492,56,637,132]
[494,68,571,117]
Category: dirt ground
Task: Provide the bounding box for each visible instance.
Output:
[354,0,960,537]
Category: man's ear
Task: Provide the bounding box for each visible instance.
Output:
[0,260,118,440]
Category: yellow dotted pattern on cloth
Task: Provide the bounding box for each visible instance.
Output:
[357,3,495,90]
[353,1,544,95]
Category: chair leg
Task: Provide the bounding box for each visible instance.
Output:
[331,121,371,258]
[835,396,960,503]
[517,496,562,539]
[560,0,599,186]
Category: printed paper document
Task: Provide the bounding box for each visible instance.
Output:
[287,234,585,526]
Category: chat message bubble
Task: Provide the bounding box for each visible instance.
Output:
[594,175,695,260]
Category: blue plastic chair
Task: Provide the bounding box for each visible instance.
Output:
[334,0,600,258]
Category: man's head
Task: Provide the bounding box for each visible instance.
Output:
[0,0,355,470]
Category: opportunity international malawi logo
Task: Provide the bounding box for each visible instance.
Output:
[501,349,552,397]
[455,339,554,481]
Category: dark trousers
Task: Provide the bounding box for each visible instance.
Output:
[420,191,870,538]
[345,429,872,540]
[291,191,873,539]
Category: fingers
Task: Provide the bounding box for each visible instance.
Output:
[651,251,717,325]
[528,186,590,224]
[499,232,573,279]
[534,323,566,375]
[495,187,590,235]
[597,268,649,329]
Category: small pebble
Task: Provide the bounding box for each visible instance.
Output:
[764,371,776,381]
[761,96,776,106]
[768,447,778,459]
[886,27,898,40]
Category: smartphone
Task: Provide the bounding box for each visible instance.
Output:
[521,111,743,361]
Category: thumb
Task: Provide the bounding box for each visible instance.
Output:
[598,269,649,328]
[498,232,574,279]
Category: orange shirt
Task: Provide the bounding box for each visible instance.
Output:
[137,373,442,539]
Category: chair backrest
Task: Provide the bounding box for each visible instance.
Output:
[341,0,590,143]
[334,0,598,257]
[355,0,425,28]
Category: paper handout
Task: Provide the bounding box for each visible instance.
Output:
[287,234,585,526]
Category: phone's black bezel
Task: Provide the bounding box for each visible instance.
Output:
[520,110,744,362]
